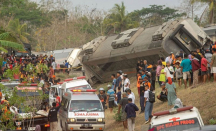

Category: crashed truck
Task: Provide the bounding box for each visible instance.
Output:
[78,19,212,84]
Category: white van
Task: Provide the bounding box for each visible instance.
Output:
[59,89,105,131]
[150,106,204,131]
[60,76,92,99]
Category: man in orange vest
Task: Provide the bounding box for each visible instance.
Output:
[210,41,216,54]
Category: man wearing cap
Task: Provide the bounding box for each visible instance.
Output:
[118,92,128,129]
[124,98,139,131]
[123,74,130,92]
[106,85,115,113]
[98,88,107,110]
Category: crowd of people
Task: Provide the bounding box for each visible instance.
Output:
[97,45,216,131]
[0,54,71,84]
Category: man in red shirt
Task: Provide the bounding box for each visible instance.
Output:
[201,53,208,83]
[55,93,61,107]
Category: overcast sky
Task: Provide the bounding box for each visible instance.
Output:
[32,0,181,12]
[71,0,180,12]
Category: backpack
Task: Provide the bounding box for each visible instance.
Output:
[148,91,155,103]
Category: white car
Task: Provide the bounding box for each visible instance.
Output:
[150,106,204,131]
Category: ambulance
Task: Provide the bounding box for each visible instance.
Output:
[60,76,92,99]
[150,106,204,131]
[59,89,105,131]
[49,76,91,106]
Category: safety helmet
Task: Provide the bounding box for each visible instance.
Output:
[99,88,104,91]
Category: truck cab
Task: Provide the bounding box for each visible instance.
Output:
[8,85,50,131]
[49,84,62,107]
[150,106,204,131]
[60,76,92,99]
[59,89,105,131]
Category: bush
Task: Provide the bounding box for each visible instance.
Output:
[209,118,216,125]
[113,108,122,122]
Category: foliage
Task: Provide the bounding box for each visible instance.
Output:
[113,108,122,122]
[209,118,216,125]
[0,29,24,52]
[0,0,51,27]
[103,2,139,34]
[191,0,216,24]
[128,5,186,27]
[6,19,30,43]
[3,65,21,79]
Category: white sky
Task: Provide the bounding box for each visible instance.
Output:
[32,0,180,12]
[70,0,180,12]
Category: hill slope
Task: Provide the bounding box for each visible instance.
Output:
[95,77,216,131]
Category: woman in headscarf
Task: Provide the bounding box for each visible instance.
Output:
[165,77,177,106]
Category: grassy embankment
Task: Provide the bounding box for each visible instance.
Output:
[95,77,216,131]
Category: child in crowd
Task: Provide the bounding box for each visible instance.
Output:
[159,65,166,84]
[117,87,121,104]
[175,63,183,87]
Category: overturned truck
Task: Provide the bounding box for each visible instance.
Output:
[78,19,212,84]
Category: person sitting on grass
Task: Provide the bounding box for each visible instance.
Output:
[157,83,167,102]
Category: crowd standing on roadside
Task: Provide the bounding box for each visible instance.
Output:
[100,44,216,130]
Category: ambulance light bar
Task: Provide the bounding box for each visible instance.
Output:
[153,106,193,116]
[71,89,97,92]
[18,83,38,86]
[64,76,86,82]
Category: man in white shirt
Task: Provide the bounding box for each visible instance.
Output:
[164,62,174,81]
[165,53,173,64]
[126,89,135,103]
[144,86,153,124]
[123,74,130,91]
[52,60,56,73]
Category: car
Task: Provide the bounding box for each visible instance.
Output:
[149,106,204,131]
[59,89,105,131]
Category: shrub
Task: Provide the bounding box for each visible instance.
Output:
[209,118,216,125]
[113,108,122,122]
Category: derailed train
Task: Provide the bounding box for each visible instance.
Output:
[78,19,212,84]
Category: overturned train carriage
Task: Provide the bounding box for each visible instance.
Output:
[78,19,212,84]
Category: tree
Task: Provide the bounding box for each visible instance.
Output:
[128,5,186,27]
[103,2,139,34]
[191,0,216,24]
[6,19,30,43]
[0,29,24,52]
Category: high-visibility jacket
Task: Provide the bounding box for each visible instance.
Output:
[212,44,216,49]
[144,81,151,90]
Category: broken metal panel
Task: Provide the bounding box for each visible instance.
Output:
[84,36,107,55]
[111,28,144,49]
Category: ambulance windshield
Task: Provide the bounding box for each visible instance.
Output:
[69,100,102,112]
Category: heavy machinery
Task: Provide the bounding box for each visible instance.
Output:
[78,19,211,84]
